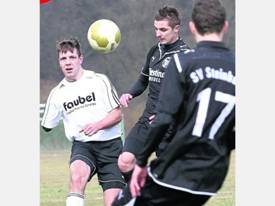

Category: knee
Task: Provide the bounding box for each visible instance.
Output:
[69,160,90,191]
[118,152,136,173]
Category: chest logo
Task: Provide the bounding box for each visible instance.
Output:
[63,92,96,112]
[162,57,171,69]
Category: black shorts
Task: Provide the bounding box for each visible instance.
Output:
[123,119,150,156]
[133,177,210,206]
[123,117,176,157]
[70,137,126,191]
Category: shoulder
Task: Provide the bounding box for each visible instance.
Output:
[91,72,114,89]
[175,46,196,58]
[177,39,191,52]
[83,70,109,82]
[51,80,65,94]
[93,72,110,81]
[46,83,63,103]
[172,49,196,73]
[147,43,159,55]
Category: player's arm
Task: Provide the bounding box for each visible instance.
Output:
[99,106,122,127]
[41,88,62,132]
[120,73,148,107]
[120,46,155,107]
[136,58,185,167]
[82,75,122,136]
[127,71,149,97]
[80,106,122,136]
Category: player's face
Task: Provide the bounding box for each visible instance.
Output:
[58,48,83,81]
[154,19,180,45]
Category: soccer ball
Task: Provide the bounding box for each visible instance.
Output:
[87,19,121,54]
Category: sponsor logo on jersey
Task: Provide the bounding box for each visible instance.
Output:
[149,68,165,83]
[161,57,171,69]
[63,93,96,112]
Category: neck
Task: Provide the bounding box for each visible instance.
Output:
[195,32,223,43]
[66,68,84,82]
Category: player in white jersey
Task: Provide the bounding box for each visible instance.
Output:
[41,38,125,206]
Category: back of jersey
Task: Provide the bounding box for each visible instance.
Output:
[153,41,235,193]
[177,42,235,144]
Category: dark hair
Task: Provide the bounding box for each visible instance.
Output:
[56,37,82,56]
[192,0,226,35]
[155,6,181,28]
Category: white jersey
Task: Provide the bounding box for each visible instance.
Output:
[41,70,122,142]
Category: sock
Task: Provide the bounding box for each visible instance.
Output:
[66,193,84,206]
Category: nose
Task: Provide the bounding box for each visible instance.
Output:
[65,59,71,65]
[155,29,161,38]
[156,32,161,38]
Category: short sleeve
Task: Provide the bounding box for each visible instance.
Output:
[41,87,62,129]
[98,74,120,112]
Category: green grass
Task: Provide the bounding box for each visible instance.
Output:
[40,151,103,206]
[40,150,235,206]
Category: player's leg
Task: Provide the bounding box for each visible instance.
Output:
[111,184,133,206]
[66,140,97,206]
[103,188,123,206]
[69,160,90,193]
[118,151,135,181]
[94,138,126,206]
[118,122,148,182]
[112,122,149,206]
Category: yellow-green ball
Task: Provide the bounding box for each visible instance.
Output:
[87,19,121,54]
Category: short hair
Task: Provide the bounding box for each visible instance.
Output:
[56,37,82,57]
[192,0,226,35]
[155,6,181,28]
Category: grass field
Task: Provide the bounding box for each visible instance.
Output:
[40,150,235,206]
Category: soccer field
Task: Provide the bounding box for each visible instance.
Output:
[40,150,235,206]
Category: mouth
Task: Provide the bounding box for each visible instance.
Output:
[65,67,73,73]
[159,38,165,42]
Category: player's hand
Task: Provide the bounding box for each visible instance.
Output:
[80,122,102,136]
[119,93,133,107]
[130,164,147,197]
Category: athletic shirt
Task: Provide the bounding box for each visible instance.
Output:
[137,41,235,195]
[41,70,121,142]
[128,39,189,119]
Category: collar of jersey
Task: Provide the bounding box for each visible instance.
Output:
[60,69,95,86]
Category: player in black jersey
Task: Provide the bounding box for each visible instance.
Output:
[118,6,189,181]
[129,0,235,205]
[111,6,189,206]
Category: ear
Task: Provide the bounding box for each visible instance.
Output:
[222,20,229,34]
[79,55,84,64]
[189,21,196,35]
[174,24,180,33]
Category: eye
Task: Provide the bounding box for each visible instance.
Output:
[160,28,168,32]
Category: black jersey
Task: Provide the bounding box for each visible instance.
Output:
[136,41,235,195]
[128,39,189,119]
